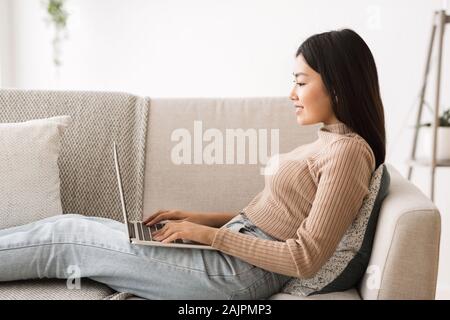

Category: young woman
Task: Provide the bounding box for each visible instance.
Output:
[0,28,385,300]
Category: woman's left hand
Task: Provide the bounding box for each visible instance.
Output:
[152,220,219,245]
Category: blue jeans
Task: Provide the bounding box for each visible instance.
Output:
[0,212,292,299]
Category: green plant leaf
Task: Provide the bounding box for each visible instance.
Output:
[43,0,69,67]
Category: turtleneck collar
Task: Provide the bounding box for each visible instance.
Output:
[320,121,353,135]
[317,121,354,144]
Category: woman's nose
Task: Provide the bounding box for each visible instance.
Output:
[289,86,297,101]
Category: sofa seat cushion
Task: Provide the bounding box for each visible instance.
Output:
[0,278,118,300]
[122,289,361,300]
[269,288,361,300]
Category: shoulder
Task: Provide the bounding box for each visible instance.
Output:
[318,135,376,171]
[332,134,373,156]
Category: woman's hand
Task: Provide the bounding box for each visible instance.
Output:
[151,220,219,245]
[143,209,198,226]
[144,209,238,228]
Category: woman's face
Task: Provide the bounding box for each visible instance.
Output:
[290,54,339,126]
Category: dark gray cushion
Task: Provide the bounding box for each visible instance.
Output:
[281,164,390,296]
[315,164,390,294]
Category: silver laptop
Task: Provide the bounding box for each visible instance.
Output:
[113,141,218,250]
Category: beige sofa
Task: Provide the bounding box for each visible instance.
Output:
[0,90,441,300]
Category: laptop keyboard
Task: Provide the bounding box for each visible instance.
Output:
[142,222,151,241]
[129,222,184,244]
[127,222,136,239]
[137,222,144,240]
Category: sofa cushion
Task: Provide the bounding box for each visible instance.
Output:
[0,279,118,300]
[0,116,71,230]
[280,164,390,296]
[270,288,361,300]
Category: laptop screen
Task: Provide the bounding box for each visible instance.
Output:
[113,141,130,237]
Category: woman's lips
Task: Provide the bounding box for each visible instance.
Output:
[295,106,304,114]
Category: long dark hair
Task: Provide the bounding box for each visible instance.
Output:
[296,29,386,168]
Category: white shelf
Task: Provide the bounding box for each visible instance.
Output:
[408,158,450,167]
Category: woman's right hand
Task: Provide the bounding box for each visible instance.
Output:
[144,209,238,228]
[143,209,209,227]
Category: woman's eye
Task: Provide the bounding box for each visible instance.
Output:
[292,80,305,86]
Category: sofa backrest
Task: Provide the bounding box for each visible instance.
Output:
[358,164,441,300]
[142,97,319,219]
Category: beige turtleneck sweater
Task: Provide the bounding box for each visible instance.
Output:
[211,121,376,279]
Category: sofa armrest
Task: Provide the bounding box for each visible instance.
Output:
[358,164,441,300]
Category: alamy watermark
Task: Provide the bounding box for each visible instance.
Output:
[66,265,81,290]
[170,121,281,175]
[364,264,382,290]
[366,5,382,30]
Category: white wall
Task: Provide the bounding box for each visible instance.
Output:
[0,0,12,86]
[2,0,450,298]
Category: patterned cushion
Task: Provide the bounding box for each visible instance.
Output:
[0,116,71,230]
[281,164,390,296]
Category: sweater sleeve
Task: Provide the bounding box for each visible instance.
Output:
[211,138,375,278]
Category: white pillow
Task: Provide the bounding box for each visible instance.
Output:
[0,115,71,229]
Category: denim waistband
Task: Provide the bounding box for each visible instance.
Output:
[224,212,279,241]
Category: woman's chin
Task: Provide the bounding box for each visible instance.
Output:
[296,116,306,126]
[297,117,317,126]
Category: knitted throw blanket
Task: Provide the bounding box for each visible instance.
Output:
[0,89,149,222]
